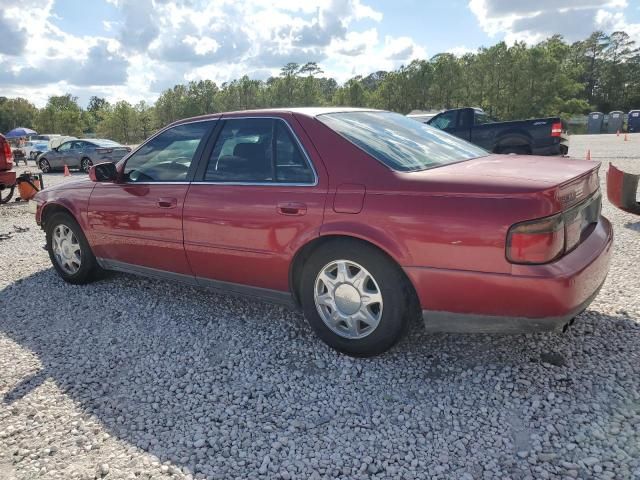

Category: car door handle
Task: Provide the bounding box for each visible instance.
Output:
[157,197,177,208]
[277,202,307,216]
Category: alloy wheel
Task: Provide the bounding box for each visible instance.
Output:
[51,224,82,275]
[314,259,383,340]
[81,158,92,173]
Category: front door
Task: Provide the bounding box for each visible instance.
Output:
[50,141,72,170]
[183,115,328,295]
[87,120,216,276]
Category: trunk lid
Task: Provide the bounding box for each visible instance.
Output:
[401,154,600,204]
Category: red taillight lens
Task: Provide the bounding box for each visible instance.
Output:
[1,140,13,168]
[551,122,562,137]
[506,214,565,264]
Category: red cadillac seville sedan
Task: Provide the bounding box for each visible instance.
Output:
[34,108,613,356]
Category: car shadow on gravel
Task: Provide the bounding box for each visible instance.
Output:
[2,269,639,477]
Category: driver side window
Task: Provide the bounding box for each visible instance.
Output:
[430,111,457,130]
[124,121,214,183]
[58,142,72,152]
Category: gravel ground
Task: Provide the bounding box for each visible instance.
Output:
[1,134,639,480]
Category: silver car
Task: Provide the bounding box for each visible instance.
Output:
[38,139,131,173]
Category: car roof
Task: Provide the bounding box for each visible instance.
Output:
[170,107,382,127]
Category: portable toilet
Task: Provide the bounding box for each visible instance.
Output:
[628,110,640,133]
[587,112,604,134]
[607,111,624,134]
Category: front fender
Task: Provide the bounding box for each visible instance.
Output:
[36,183,95,232]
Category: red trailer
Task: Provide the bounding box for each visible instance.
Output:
[0,133,17,204]
[0,134,42,204]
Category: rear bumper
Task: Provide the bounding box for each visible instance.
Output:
[407,216,613,333]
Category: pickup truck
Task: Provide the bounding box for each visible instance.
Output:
[425,107,568,156]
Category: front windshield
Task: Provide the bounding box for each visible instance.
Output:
[318,111,488,172]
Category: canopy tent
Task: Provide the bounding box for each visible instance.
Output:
[5,127,37,138]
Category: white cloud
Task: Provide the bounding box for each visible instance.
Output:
[0,0,429,107]
[447,46,476,57]
[469,0,638,44]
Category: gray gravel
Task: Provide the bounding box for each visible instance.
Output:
[1,134,639,480]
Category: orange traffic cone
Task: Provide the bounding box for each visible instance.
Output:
[63,164,70,176]
[624,133,629,141]
[586,149,591,160]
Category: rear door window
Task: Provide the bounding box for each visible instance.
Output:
[204,118,315,184]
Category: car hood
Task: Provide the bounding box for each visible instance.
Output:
[396,154,601,195]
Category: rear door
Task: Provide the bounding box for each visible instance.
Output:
[68,141,86,168]
[87,120,216,276]
[183,114,328,296]
[469,111,498,150]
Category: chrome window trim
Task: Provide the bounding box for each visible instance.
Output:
[118,115,318,188]
[119,117,219,186]
[191,181,316,187]
[117,117,219,168]
[197,116,318,187]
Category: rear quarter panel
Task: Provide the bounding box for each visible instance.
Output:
[295,114,555,274]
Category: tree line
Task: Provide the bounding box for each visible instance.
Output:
[0,31,638,144]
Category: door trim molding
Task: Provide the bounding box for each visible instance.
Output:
[96,257,296,307]
[97,257,198,286]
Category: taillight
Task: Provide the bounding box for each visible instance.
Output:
[1,140,13,168]
[551,122,562,137]
[506,214,564,264]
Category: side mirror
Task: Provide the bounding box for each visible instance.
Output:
[89,162,118,182]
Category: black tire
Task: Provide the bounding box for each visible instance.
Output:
[499,146,529,155]
[46,212,102,284]
[39,158,51,173]
[80,157,93,173]
[0,184,15,204]
[300,239,413,357]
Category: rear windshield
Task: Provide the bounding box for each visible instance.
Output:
[91,139,122,147]
[318,111,488,172]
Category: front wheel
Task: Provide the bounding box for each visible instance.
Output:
[300,239,413,356]
[39,158,51,173]
[46,213,101,284]
[80,157,93,173]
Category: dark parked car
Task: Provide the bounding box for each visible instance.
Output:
[425,107,568,155]
[34,108,612,356]
[38,139,131,173]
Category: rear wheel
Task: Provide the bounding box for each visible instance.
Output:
[80,157,93,173]
[46,212,101,284]
[39,158,51,173]
[499,146,530,155]
[0,184,15,204]
[300,239,413,356]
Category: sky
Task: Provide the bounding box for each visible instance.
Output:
[0,0,639,108]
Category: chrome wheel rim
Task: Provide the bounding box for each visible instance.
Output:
[314,260,383,340]
[81,158,91,172]
[52,224,81,275]
[40,160,50,172]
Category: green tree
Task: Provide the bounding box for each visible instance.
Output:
[0,97,38,133]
